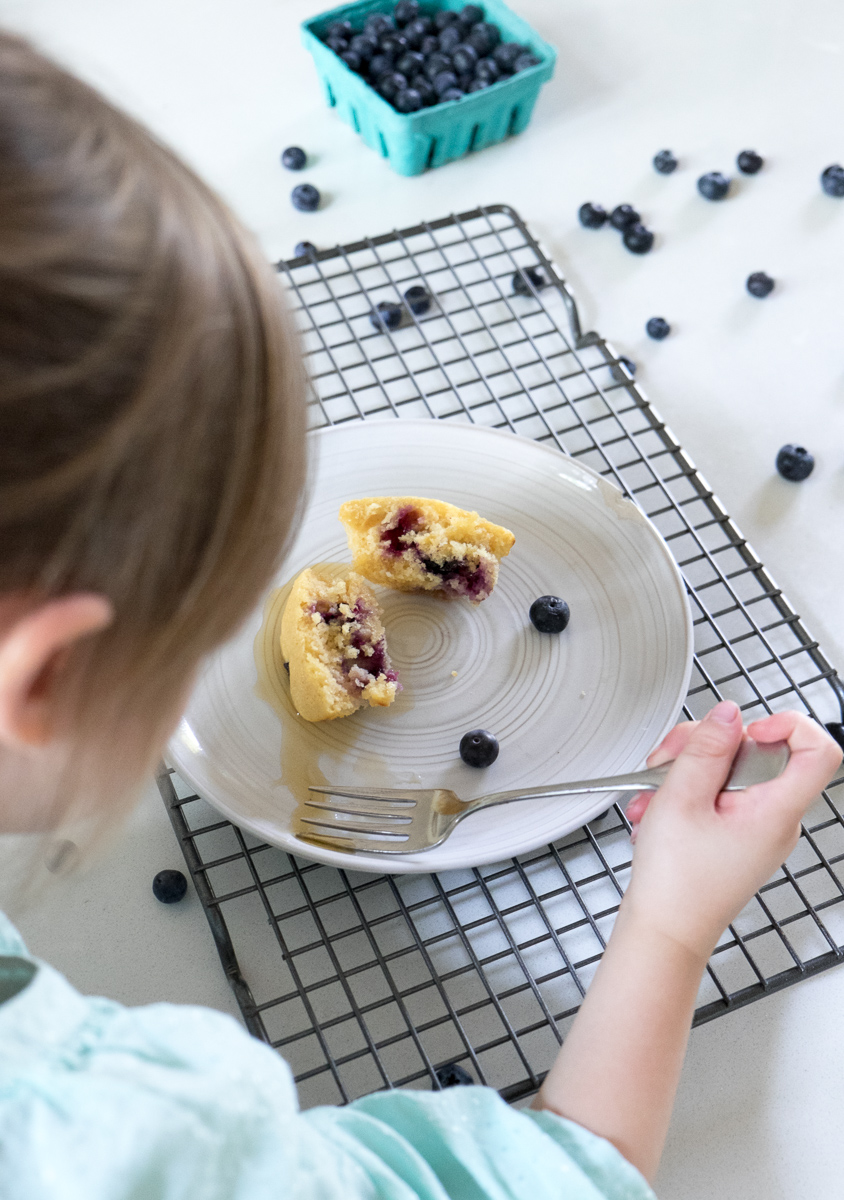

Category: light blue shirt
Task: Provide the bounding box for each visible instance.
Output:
[0,913,654,1199]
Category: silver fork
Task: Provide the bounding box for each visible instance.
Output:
[298,739,790,856]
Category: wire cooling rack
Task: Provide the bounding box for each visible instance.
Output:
[158,204,844,1108]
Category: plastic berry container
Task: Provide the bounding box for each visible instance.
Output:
[301,0,557,176]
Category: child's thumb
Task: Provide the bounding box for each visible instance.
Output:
[660,700,744,809]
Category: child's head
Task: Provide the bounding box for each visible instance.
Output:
[0,32,306,835]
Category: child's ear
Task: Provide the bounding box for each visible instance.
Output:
[0,595,113,747]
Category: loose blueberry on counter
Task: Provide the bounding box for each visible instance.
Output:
[281,145,306,171]
[294,241,317,258]
[291,183,320,212]
[512,265,546,294]
[776,444,814,482]
[737,149,763,174]
[370,300,403,331]
[404,284,431,314]
[609,203,640,230]
[436,1062,475,1088]
[440,87,465,102]
[623,223,654,254]
[653,149,678,174]
[746,271,774,298]
[618,356,637,375]
[152,869,188,904]
[459,729,500,768]
[821,164,844,197]
[394,86,423,112]
[578,201,607,228]
[697,171,730,200]
[646,316,670,340]
[529,595,570,633]
[393,0,419,25]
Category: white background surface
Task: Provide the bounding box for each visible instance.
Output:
[1,0,844,1195]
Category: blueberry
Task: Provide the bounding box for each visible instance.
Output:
[325,18,353,40]
[475,56,499,83]
[821,164,844,197]
[697,171,730,200]
[420,34,440,56]
[578,201,607,228]
[440,87,464,102]
[512,265,546,294]
[513,52,541,71]
[451,43,478,74]
[467,78,489,91]
[737,149,763,174]
[439,25,462,52]
[365,12,394,36]
[609,204,640,230]
[433,69,458,96]
[618,356,636,376]
[468,22,501,56]
[434,9,459,30]
[623,223,654,254]
[152,869,188,904]
[291,183,320,212]
[459,4,484,25]
[493,41,523,71]
[341,49,363,72]
[379,71,408,101]
[394,87,422,112]
[653,149,678,174]
[411,75,437,105]
[825,723,844,752]
[459,729,500,768]
[370,300,403,331]
[281,145,306,171]
[326,35,350,53]
[425,52,452,80]
[404,284,431,314]
[393,0,419,25]
[776,444,814,482]
[646,316,670,339]
[368,53,395,81]
[746,271,774,298]
[436,1061,475,1087]
[350,33,379,59]
[404,16,432,47]
[397,50,425,76]
[380,31,408,55]
[529,594,570,633]
[294,240,317,258]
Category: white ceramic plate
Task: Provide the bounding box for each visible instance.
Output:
[168,420,693,873]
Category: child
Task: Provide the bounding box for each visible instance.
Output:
[0,29,839,1200]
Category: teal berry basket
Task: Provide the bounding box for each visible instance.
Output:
[301,0,556,176]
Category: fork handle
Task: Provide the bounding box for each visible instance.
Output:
[456,764,673,816]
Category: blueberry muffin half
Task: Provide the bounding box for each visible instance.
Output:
[338,496,515,604]
[280,567,399,722]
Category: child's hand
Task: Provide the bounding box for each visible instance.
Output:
[623,702,842,963]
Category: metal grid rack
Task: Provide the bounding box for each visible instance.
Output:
[158,204,844,1109]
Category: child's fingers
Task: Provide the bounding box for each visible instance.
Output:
[658,700,744,810]
[745,713,842,821]
[625,791,652,825]
[646,721,697,767]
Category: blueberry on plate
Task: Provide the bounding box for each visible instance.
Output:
[294,240,317,258]
[746,271,774,298]
[433,69,459,95]
[737,149,763,174]
[493,41,523,71]
[459,729,500,768]
[467,22,501,56]
[281,145,306,171]
[451,43,478,74]
[529,595,570,633]
[609,203,640,230]
[394,87,422,112]
[393,0,419,25]
[404,284,431,314]
[646,316,670,339]
[475,56,499,83]
[152,869,188,904]
[623,223,654,254]
[653,149,678,174]
[697,171,730,200]
[578,201,607,228]
[438,24,462,53]
[370,300,403,331]
[440,87,465,102]
[821,164,844,197]
[291,183,320,212]
[436,1061,475,1087]
[618,356,636,376]
[459,4,484,26]
[513,52,541,71]
[776,444,814,482]
[512,265,547,294]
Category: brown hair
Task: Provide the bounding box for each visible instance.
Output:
[0,31,307,831]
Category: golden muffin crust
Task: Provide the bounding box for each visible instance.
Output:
[338,496,514,604]
[280,567,399,722]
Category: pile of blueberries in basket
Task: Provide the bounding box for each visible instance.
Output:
[319,2,541,112]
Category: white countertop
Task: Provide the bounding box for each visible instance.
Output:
[2,0,844,1194]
